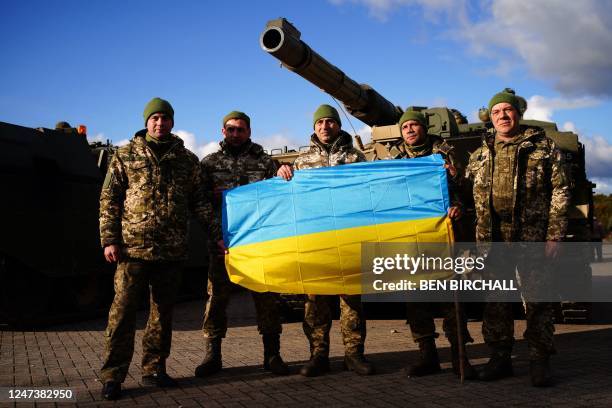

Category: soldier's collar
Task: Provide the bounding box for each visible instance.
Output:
[312,130,353,151]
[404,141,429,153]
[403,135,431,153]
[146,133,174,145]
[221,139,253,156]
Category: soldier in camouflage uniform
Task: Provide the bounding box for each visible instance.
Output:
[466,91,570,387]
[377,109,476,379]
[99,98,216,400]
[195,111,289,377]
[277,104,375,377]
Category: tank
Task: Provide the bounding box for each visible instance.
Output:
[261,18,595,322]
[0,122,209,329]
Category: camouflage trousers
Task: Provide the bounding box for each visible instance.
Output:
[482,239,556,359]
[100,259,182,383]
[406,302,473,345]
[201,255,281,338]
[303,295,366,357]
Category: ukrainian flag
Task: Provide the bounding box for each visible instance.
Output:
[222,154,453,295]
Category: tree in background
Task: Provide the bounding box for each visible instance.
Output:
[593,194,612,240]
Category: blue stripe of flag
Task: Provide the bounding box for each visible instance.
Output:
[222,154,449,247]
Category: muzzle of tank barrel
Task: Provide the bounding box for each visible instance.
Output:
[260,19,401,127]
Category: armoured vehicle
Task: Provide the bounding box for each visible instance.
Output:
[260,18,595,322]
[0,122,209,329]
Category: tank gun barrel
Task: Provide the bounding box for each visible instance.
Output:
[260,18,402,127]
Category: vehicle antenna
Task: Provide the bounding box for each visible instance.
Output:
[331,96,360,136]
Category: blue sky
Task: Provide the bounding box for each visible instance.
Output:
[2,0,611,191]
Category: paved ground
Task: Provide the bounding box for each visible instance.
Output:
[2,248,611,407]
[2,294,612,407]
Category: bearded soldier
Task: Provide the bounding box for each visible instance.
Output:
[195,111,289,377]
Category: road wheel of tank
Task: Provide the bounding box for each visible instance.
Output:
[0,253,50,329]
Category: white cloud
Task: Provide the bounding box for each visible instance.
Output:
[253,133,305,153]
[329,0,461,22]
[553,121,612,187]
[562,122,577,133]
[522,95,600,122]
[87,132,105,144]
[355,125,373,144]
[467,109,480,123]
[582,134,612,179]
[174,129,219,159]
[592,178,612,195]
[116,139,130,146]
[332,0,612,97]
[458,1,612,97]
[200,142,220,157]
[254,128,373,153]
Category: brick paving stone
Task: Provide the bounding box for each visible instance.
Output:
[2,295,612,407]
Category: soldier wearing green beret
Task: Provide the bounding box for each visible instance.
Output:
[277,104,376,377]
[99,98,217,400]
[466,90,571,386]
[195,111,289,378]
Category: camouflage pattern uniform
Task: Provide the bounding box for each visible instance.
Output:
[293,131,368,357]
[466,126,570,358]
[200,140,282,338]
[378,135,473,346]
[99,130,214,382]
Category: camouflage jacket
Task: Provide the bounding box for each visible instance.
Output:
[465,126,570,242]
[99,130,215,261]
[293,131,366,170]
[201,140,277,243]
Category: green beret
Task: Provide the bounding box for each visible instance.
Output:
[222,111,250,128]
[313,104,341,129]
[488,92,520,114]
[143,97,174,126]
[398,110,427,128]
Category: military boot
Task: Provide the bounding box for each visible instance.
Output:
[478,347,513,381]
[530,358,553,387]
[450,343,478,380]
[405,338,441,377]
[344,354,376,375]
[142,372,178,388]
[300,354,330,377]
[194,337,222,377]
[101,381,121,400]
[262,334,289,375]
